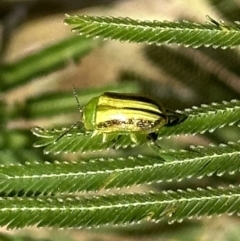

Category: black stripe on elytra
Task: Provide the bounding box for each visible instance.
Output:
[104,92,161,108]
[122,106,166,118]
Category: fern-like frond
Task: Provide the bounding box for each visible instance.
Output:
[158,99,240,138]
[32,99,240,154]
[64,15,240,48]
[0,141,239,195]
[1,186,240,228]
[32,126,149,154]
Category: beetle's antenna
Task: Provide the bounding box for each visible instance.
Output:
[54,85,83,143]
[54,122,79,143]
[72,84,83,117]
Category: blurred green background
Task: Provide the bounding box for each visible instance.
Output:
[1,0,240,240]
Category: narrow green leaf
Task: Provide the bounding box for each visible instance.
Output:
[32,126,152,154]
[0,186,240,228]
[32,99,240,154]
[0,36,97,90]
[64,15,240,48]
[158,99,240,138]
[0,141,239,195]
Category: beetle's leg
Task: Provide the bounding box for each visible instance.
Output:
[147,132,158,142]
[103,133,122,144]
[130,133,150,146]
[102,133,108,143]
[90,130,100,138]
[130,133,139,144]
[165,109,187,126]
[146,132,162,152]
[90,130,116,143]
[90,130,106,143]
[147,139,162,153]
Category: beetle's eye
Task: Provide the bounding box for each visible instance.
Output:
[165,109,187,127]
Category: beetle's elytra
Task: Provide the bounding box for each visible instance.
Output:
[83,92,167,132]
[80,92,187,143]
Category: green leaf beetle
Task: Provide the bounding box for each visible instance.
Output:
[57,88,187,146]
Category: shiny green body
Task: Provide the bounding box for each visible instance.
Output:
[83,92,168,135]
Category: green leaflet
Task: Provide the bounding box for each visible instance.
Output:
[0,141,239,195]
[158,99,240,138]
[64,15,240,48]
[31,99,240,154]
[1,185,240,228]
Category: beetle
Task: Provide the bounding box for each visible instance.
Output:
[57,90,187,145]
